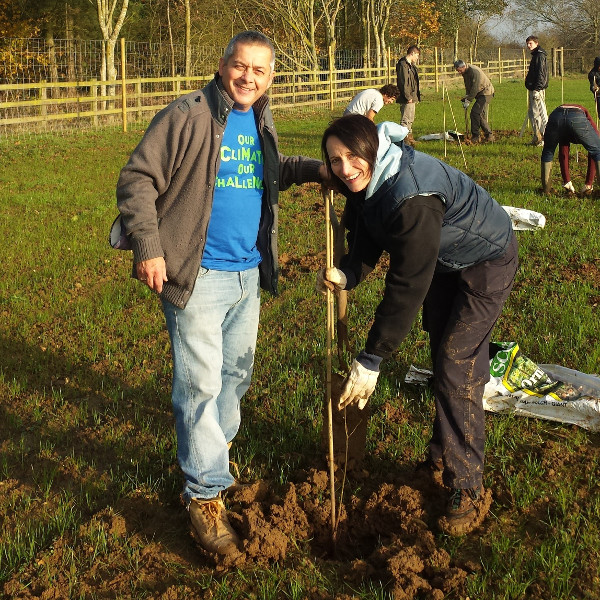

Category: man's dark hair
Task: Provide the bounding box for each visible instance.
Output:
[321,114,378,189]
[526,35,539,44]
[379,84,400,98]
[407,45,420,55]
[223,31,275,70]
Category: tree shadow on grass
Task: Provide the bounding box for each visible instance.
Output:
[0,330,211,582]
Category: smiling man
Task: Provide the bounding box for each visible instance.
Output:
[116,31,325,558]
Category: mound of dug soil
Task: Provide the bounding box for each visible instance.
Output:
[222,467,471,599]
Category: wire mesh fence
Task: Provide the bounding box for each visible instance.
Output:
[1,37,563,84]
[1,37,594,140]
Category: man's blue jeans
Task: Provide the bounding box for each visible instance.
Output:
[162,267,260,504]
[542,106,600,162]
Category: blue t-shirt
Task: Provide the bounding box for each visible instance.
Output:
[201,109,264,270]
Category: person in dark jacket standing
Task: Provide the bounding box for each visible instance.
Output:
[454,60,495,143]
[116,31,325,559]
[318,114,518,536]
[588,56,600,119]
[525,35,549,146]
[396,45,421,144]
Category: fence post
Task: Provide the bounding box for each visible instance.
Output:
[40,81,47,121]
[560,47,564,104]
[434,47,439,93]
[292,70,296,104]
[91,80,98,127]
[498,47,502,83]
[523,48,526,79]
[329,45,334,111]
[121,37,127,132]
[136,79,142,120]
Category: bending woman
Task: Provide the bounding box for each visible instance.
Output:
[318,114,518,536]
[541,104,600,197]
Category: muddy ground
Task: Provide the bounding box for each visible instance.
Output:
[5,385,600,600]
[4,403,600,596]
[3,157,600,599]
[3,452,471,600]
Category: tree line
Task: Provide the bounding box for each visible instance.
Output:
[1,0,597,85]
[0,0,506,81]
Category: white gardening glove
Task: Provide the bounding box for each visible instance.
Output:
[339,359,379,410]
[316,267,347,294]
[462,100,470,109]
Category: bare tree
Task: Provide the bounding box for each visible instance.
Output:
[183,0,190,77]
[354,0,372,69]
[166,0,175,77]
[509,0,598,47]
[96,0,129,84]
[321,0,343,71]
[468,0,507,58]
[369,0,393,67]
[436,0,506,59]
[247,0,323,72]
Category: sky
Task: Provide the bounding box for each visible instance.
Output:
[485,5,540,44]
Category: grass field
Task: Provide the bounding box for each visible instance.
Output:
[1,77,599,599]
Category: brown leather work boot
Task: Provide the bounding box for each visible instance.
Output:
[189,496,240,555]
[438,486,492,535]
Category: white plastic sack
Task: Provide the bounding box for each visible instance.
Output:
[485,342,600,431]
[405,342,600,432]
[417,130,464,142]
[501,206,546,231]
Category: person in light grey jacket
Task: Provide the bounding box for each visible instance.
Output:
[454,60,495,142]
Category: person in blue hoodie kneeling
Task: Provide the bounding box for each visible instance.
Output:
[317,114,518,535]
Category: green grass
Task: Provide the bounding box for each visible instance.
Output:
[1,77,600,598]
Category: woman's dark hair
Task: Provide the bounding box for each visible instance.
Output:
[321,114,379,189]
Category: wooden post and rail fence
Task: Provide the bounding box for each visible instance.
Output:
[0,43,561,134]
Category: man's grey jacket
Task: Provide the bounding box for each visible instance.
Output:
[117,74,322,308]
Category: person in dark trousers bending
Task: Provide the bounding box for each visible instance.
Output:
[588,57,600,119]
[116,31,326,559]
[525,35,549,146]
[317,114,518,536]
[396,45,421,144]
[541,104,600,197]
[454,60,495,143]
